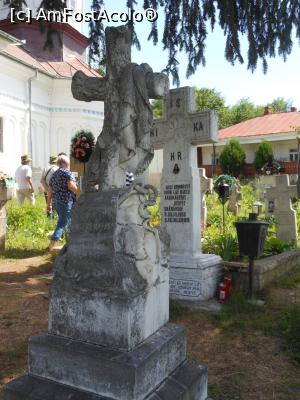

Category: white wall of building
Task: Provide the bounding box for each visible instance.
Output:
[0,53,104,176]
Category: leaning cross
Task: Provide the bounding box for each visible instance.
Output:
[71,26,169,190]
[151,86,218,255]
[265,174,298,242]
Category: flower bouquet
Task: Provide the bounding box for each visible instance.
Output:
[0,172,14,189]
[70,130,95,163]
[0,172,14,202]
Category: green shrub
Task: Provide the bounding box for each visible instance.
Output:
[264,237,296,256]
[254,140,274,171]
[218,139,246,177]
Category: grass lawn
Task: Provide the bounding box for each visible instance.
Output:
[1,195,64,259]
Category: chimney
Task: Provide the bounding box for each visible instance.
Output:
[264,106,272,115]
[291,106,297,112]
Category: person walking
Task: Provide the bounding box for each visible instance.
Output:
[47,154,77,251]
[15,155,35,205]
[40,156,58,205]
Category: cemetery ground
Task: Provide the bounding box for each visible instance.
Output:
[0,194,300,400]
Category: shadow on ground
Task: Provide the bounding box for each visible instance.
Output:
[0,262,52,283]
[0,249,47,260]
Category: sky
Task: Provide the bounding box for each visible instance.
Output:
[84,1,300,109]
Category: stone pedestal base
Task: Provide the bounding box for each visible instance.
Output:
[49,268,169,351]
[5,361,207,400]
[170,253,223,301]
[4,324,208,400]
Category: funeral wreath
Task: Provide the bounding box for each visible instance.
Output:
[70,130,95,163]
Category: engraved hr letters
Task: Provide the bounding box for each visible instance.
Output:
[170,152,182,161]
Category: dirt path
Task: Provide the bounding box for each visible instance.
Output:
[0,256,51,398]
[0,256,299,400]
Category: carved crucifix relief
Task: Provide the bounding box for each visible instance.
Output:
[72,26,169,190]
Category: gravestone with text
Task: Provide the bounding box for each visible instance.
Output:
[265,174,298,242]
[5,26,208,400]
[151,87,222,301]
[199,167,213,228]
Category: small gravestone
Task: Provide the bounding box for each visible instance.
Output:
[228,179,242,215]
[151,87,222,301]
[199,168,213,228]
[265,174,298,242]
[5,26,208,400]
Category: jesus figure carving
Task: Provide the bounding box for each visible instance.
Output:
[72,25,169,190]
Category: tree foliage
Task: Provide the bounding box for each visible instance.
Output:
[254,140,274,171]
[151,99,163,119]
[218,139,246,177]
[230,98,264,125]
[269,97,292,112]
[9,0,300,85]
[151,88,292,129]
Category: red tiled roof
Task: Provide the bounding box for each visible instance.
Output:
[2,43,100,78]
[219,112,300,139]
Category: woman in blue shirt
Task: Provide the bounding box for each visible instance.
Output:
[47,155,77,251]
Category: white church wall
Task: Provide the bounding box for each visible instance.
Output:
[0,58,29,175]
[0,54,104,177]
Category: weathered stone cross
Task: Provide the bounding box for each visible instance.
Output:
[151,87,222,302]
[265,174,298,242]
[72,26,169,190]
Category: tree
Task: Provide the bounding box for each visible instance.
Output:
[269,97,292,113]
[230,98,264,125]
[218,139,246,177]
[10,1,300,85]
[151,99,163,119]
[254,140,274,171]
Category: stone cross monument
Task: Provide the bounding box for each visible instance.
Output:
[151,87,222,301]
[265,174,298,242]
[5,26,208,400]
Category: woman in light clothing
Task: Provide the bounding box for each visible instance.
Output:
[47,155,77,251]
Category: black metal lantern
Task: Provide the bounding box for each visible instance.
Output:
[235,214,269,298]
[216,181,230,205]
[216,181,230,233]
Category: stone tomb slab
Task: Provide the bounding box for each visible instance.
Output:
[170,254,222,300]
[5,361,207,400]
[28,324,186,400]
[49,268,169,351]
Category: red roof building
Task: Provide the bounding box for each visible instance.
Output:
[199,108,300,177]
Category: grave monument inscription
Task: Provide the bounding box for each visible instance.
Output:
[5,26,208,400]
[151,87,222,301]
